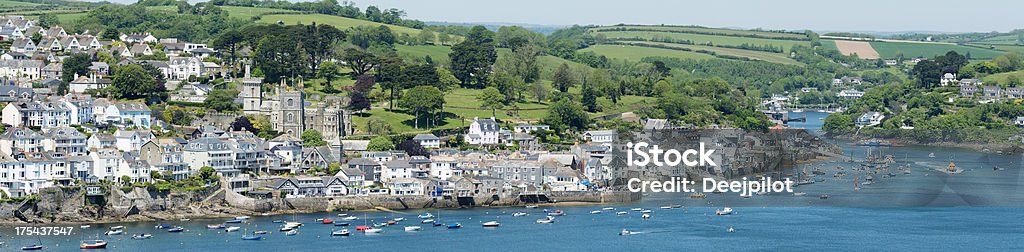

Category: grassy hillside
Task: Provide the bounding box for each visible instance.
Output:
[0,0,39,7]
[395,44,451,64]
[593,30,809,51]
[981,70,1024,85]
[579,44,719,62]
[617,41,801,64]
[868,41,1005,59]
[259,13,424,37]
[592,25,806,40]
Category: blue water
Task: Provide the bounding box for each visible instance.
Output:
[1,111,1022,250]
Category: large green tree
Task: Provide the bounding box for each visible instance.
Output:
[449,26,497,88]
[111,64,160,100]
[552,63,575,92]
[399,86,445,129]
[544,98,589,133]
[478,87,505,118]
[301,129,327,147]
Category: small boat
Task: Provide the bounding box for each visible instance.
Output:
[512,212,528,217]
[80,225,91,229]
[155,224,172,229]
[315,218,324,222]
[630,208,643,211]
[235,216,250,220]
[716,207,733,215]
[418,213,434,219]
[619,229,635,236]
[640,209,653,213]
[104,230,123,235]
[179,218,190,222]
[373,222,387,228]
[793,192,807,196]
[420,219,434,223]
[285,230,298,236]
[641,214,651,219]
[365,228,384,234]
[689,192,706,198]
[284,222,303,228]
[224,219,243,224]
[207,224,225,229]
[616,211,628,215]
[110,226,125,230]
[590,210,602,214]
[332,229,350,236]
[321,219,334,224]
[482,221,500,227]
[342,216,358,221]
[279,227,293,232]
[525,205,539,209]
[355,225,369,231]
[21,244,44,250]
[334,222,350,226]
[536,216,556,224]
[405,226,422,232]
[659,206,671,209]
[80,240,107,249]
[670,205,682,209]
[241,235,262,240]
[392,217,405,222]
[226,226,241,232]
[602,207,615,211]
[337,213,349,217]
[446,223,462,229]
[131,233,153,240]
[432,221,443,227]
[820,194,830,199]
[253,230,269,235]
[167,226,184,233]
[547,210,565,216]
[728,227,735,233]
[272,220,284,223]
[928,152,935,158]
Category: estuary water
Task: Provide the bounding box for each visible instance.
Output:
[1,111,1022,251]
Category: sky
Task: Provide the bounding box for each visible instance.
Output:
[351,0,1023,33]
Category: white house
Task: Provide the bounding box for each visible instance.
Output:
[838,89,864,99]
[466,117,500,145]
[113,129,154,152]
[412,133,440,149]
[583,130,615,144]
[856,111,884,127]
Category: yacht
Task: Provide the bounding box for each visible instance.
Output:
[716,207,733,215]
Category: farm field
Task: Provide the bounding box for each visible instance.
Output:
[259,14,425,38]
[579,44,719,62]
[620,41,801,64]
[220,6,298,20]
[593,30,809,51]
[868,41,1006,59]
[591,25,806,40]
[833,40,880,59]
[976,44,1024,54]
[981,70,1024,85]
[0,0,38,7]
[973,34,1022,45]
[395,44,451,65]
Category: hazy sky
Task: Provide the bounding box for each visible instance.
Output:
[352,0,1022,33]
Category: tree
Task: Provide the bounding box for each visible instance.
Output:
[366,118,392,135]
[399,64,439,89]
[399,86,445,128]
[397,139,429,157]
[437,32,452,45]
[912,60,942,88]
[494,44,541,84]
[61,54,91,83]
[342,48,377,78]
[449,26,497,87]
[416,29,435,45]
[231,116,257,134]
[204,88,239,112]
[198,166,218,182]
[544,98,589,133]
[301,129,327,147]
[212,29,243,68]
[255,35,305,84]
[367,135,394,151]
[377,56,404,110]
[581,81,598,112]
[302,24,345,76]
[349,92,371,111]
[317,61,343,94]
[352,74,376,95]
[532,82,549,102]
[552,63,575,92]
[478,87,505,118]
[111,64,161,100]
[436,67,460,92]
[164,106,193,125]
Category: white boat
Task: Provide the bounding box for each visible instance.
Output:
[630,208,643,211]
[512,212,528,217]
[641,214,651,219]
[659,206,671,209]
[179,218,190,222]
[590,210,602,214]
[404,226,422,232]
[421,219,434,223]
[131,234,152,240]
[535,216,555,224]
[285,230,298,236]
[482,221,501,227]
[342,216,358,221]
[235,216,250,220]
[80,225,91,229]
[640,210,652,213]
[619,229,636,236]
[417,213,434,219]
[104,230,123,235]
[716,207,733,215]
[602,207,615,211]
[365,228,384,234]
[109,226,124,230]
[525,205,539,209]
[616,211,628,215]
[728,227,735,233]
[793,192,807,196]
[337,213,349,217]
[284,222,303,228]
[225,226,241,232]
[331,229,350,236]
[393,217,405,222]
[279,227,293,232]
[928,152,935,158]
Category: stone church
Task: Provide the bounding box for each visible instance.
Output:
[237,65,352,145]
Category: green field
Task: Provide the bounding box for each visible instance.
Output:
[580,44,719,62]
[594,30,809,52]
[221,6,298,20]
[395,44,451,65]
[0,0,39,7]
[592,25,806,40]
[620,41,801,65]
[868,41,1006,59]
[259,14,425,38]
[974,34,1023,45]
[981,70,1024,85]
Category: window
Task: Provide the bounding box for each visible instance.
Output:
[287,99,294,107]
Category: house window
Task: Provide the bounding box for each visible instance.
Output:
[287,99,294,107]
[287,112,294,122]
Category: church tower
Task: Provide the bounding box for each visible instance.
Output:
[239,64,263,115]
[278,78,305,136]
